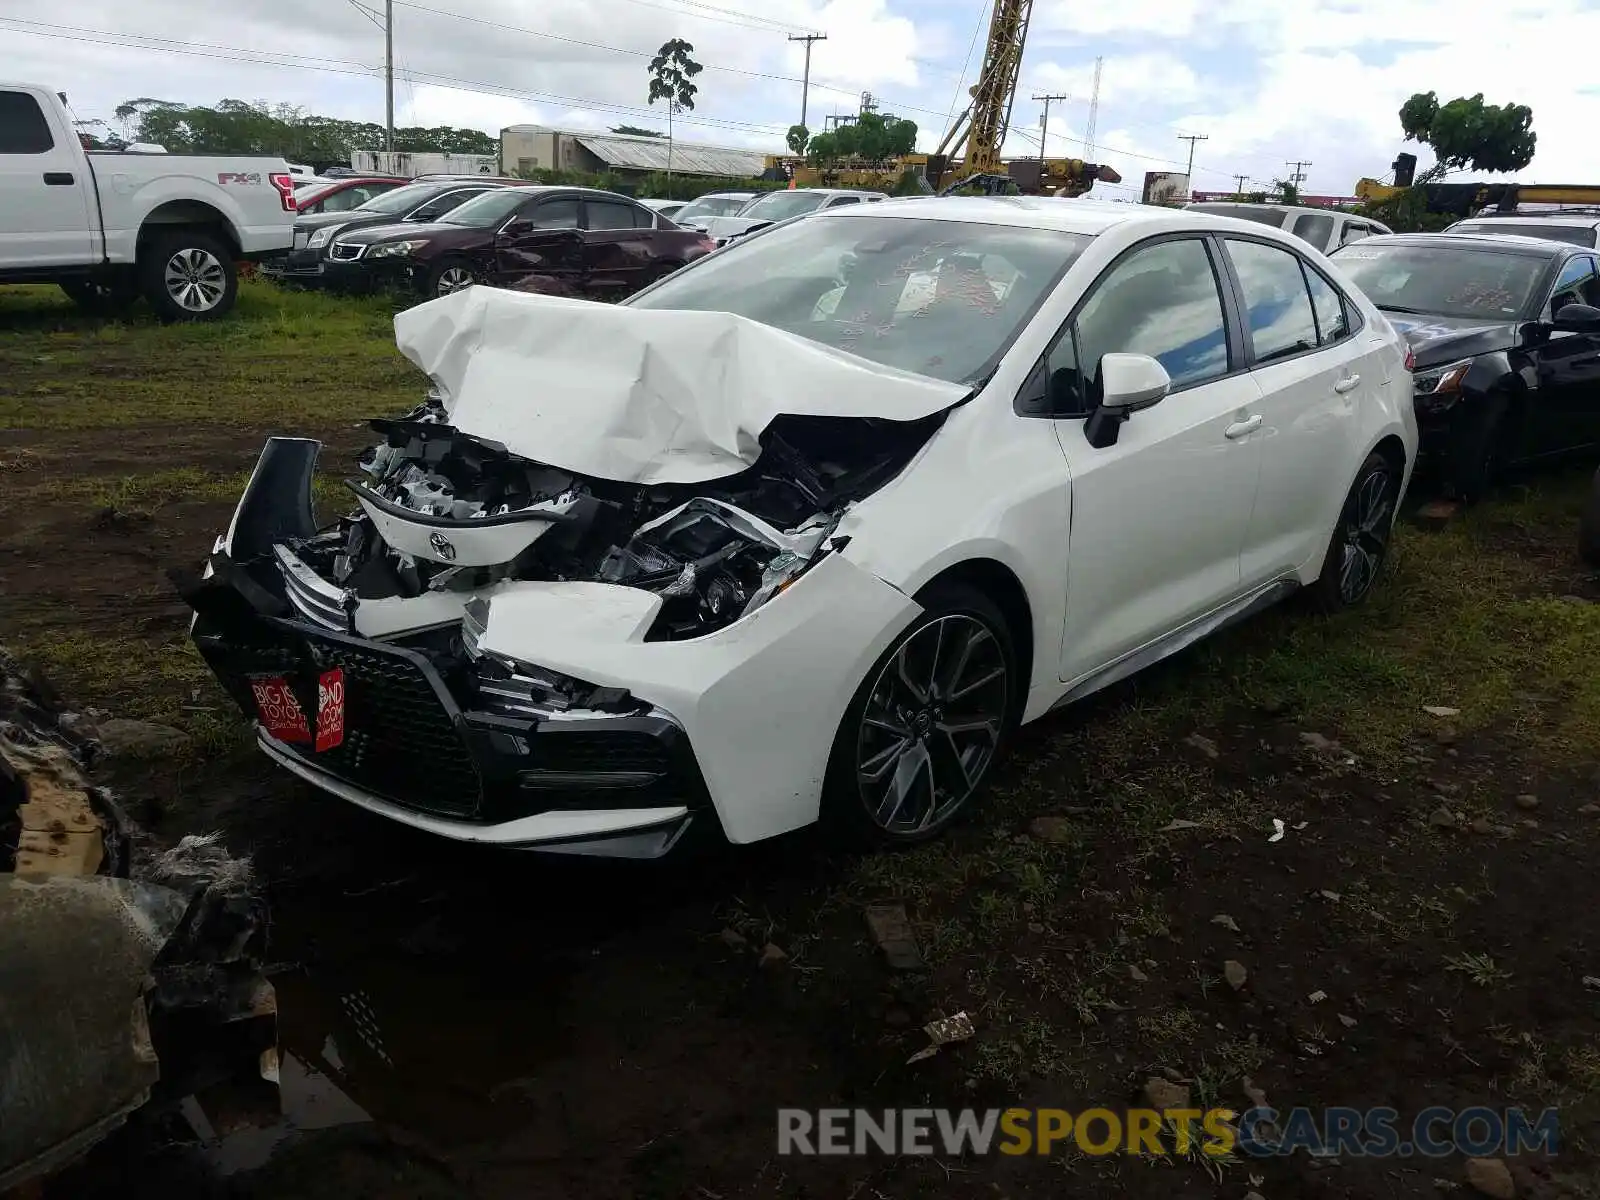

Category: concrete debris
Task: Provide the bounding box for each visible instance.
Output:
[759,943,789,968]
[1211,914,1241,933]
[1142,1077,1190,1110]
[1513,794,1540,812]
[1464,1156,1516,1199]
[1224,960,1249,990]
[1423,706,1461,718]
[1183,733,1220,759]
[1027,816,1077,844]
[1160,818,1202,832]
[1429,805,1459,830]
[0,647,276,1192]
[907,1011,974,1065]
[91,717,191,759]
[864,904,925,971]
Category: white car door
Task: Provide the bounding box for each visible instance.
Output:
[1219,236,1372,584]
[0,88,95,267]
[1044,235,1267,683]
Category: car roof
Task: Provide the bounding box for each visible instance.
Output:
[822,194,1309,239]
[1453,213,1600,228]
[1337,232,1571,257]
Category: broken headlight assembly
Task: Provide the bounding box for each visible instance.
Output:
[1412,358,1473,412]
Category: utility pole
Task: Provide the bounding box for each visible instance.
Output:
[788,33,826,131]
[1084,56,1103,159]
[1177,132,1207,193]
[384,0,394,153]
[1031,92,1068,157]
[1285,159,1312,186]
[1233,173,1248,195]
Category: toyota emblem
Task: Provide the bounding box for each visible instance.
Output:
[428,531,457,560]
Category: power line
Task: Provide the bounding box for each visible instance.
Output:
[1286,159,1313,187]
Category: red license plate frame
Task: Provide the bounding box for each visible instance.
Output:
[250,668,344,751]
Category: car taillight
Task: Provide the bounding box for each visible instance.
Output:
[1403,348,1415,372]
[269,173,297,212]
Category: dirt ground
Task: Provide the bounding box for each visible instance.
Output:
[4,284,1600,1200]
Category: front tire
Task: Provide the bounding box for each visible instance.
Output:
[1446,393,1510,503]
[823,582,1018,847]
[1308,449,1402,613]
[139,231,237,322]
[426,257,480,298]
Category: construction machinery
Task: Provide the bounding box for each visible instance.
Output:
[769,0,1119,197]
[1356,151,1600,217]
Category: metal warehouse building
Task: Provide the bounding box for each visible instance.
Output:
[499,125,770,180]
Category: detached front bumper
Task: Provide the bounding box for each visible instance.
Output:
[188,602,703,857]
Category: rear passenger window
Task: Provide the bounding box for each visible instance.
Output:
[1072,237,1230,395]
[586,199,644,229]
[1303,266,1352,345]
[1291,213,1335,250]
[1225,239,1319,363]
[0,90,55,154]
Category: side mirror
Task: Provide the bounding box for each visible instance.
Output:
[1552,302,1600,334]
[1100,352,1171,411]
[1084,353,1170,449]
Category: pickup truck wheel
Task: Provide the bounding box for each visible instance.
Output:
[59,277,138,314]
[140,232,238,322]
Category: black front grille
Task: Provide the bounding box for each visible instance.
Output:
[533,730,673,776]
[201,622,481,819]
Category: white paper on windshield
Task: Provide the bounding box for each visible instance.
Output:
[392,286,969,484]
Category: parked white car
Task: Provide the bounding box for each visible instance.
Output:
[670,191,757,232]
[183,198,1415,857]
[0,82,298,319]
[1186,202,1392,255]
[699,187,888,245]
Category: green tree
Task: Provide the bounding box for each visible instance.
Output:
[647,38,703,182]
[1399,91,1536,176]
[805,130,839,164]
[786,124,809,155]
[611,124,664,138]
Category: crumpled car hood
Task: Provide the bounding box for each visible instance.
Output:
[392,287,970,485]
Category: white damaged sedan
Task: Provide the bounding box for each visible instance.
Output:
[182,197,1416,858]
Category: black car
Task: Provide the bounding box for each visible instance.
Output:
[1330,233,1600,499]
[264,179,517,289]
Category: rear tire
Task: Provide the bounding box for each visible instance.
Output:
[821,581,1019,848]
[139,231,237,322]
[1308,449,1402,614]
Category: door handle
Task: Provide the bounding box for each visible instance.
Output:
[1224,414,1263,440]
[43,172,74,186]
[1334,374,1361,394]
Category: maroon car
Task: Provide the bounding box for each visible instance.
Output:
[323,186,718,300]
[292,176,408,215]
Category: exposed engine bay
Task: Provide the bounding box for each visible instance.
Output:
[276,392,945,642]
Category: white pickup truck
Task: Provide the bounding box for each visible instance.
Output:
[0,83,298,320]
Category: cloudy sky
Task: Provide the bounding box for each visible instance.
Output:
[7,0,1597,199]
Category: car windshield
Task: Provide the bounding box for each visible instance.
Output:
[1448,221,1597,248]
[358,182,446,215]
[1330,242,1546,320]
[630,214,1091,384]
[1188,204,1287,228]
[675,195,751,222]
[738,191,831,221]
[438,189,539,226]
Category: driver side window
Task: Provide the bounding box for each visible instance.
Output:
[1546,255,1600,318]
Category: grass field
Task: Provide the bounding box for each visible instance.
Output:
[6,279,1599,1200]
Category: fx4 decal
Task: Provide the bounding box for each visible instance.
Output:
[217,172,263,186]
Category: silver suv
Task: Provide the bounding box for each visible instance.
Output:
[1443,212,1600,249]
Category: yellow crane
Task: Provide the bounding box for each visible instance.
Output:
[770,0,1118,196]
[928,0,1119,196]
